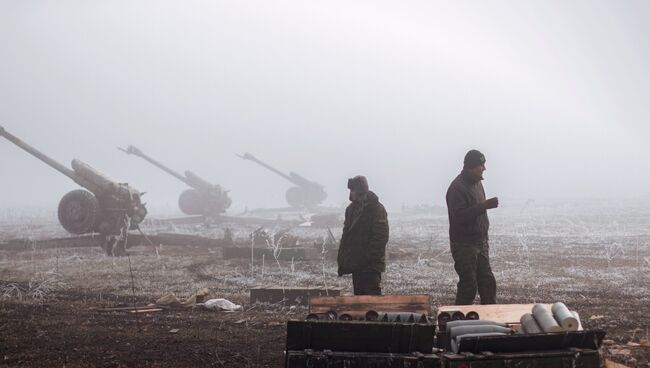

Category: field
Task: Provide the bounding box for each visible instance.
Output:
[1,198,650,367]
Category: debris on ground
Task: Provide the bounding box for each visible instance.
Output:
[201,298,243,311]
[92,305,165,313]
[155,288,210,308]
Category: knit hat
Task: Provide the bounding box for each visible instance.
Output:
[347,175,369,192]
[463,150,486,169]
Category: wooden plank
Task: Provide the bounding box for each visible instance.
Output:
[129,308,163,313]
[91,305,167,312]
[250,287,343,306]
[309,294,431,317]
[437,304,553,324]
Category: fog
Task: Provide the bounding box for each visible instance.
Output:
[1,0,649,214]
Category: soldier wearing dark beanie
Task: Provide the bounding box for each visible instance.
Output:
[463,149,486,169]
[338,175,389,295]
[445,150,499,305]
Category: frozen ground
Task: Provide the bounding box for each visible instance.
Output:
[1,198,649,367]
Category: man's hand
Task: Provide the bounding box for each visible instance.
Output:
[484,197,499,210]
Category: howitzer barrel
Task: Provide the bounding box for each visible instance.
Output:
[239,151,327,208]
[238,152,296,183]
[120,144,230,215]
[70,159,121,196]
[0,125,77,181]
[184,170,214,191]
[239,152,324,189]
[119,145,190,186]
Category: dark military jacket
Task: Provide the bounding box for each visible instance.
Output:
[446,170,489,243]
[337,191,389,276]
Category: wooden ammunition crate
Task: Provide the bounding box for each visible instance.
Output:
[441,349,601,368]
[250,287,343,306]
[309,294,431,318]
[437,304,552,325]
[286,350,440,368]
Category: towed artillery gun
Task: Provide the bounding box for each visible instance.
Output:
[119,145,231,216]
[0,126,147,236]
[238,152,327,209]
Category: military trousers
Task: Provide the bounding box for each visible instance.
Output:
[450,239,497,305]
[352,271,382,295]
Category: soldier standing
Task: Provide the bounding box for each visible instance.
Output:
[338,176,389,295]
[446,150,498,305]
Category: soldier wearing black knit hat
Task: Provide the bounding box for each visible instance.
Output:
[445,150,498,305]
[337,175,389,295]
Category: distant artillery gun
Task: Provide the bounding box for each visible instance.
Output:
[237,152,327,209]
[0,126,147,236]
[119,145,231,216]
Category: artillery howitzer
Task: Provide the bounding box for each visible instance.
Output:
[119,145,231,216]
[0,126,147,235]
[238,153,327,209]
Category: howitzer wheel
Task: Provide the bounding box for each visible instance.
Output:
[58,189,101,234]
[178,189,204,215]
[285,186,304,208]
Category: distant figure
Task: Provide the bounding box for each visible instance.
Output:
[223,228,234,246]
[338,176,389,295]
[446,150,498,305]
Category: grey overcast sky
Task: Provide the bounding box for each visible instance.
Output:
[1,0,649,214]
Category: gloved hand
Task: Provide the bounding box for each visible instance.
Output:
[484,197,499,209]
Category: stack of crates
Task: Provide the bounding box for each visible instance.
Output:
[436,322,606,368]
[287,300,607,367]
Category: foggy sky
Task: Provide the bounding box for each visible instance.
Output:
[1,0,649,214]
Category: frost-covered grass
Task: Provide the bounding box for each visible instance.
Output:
[0,199,649,317]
